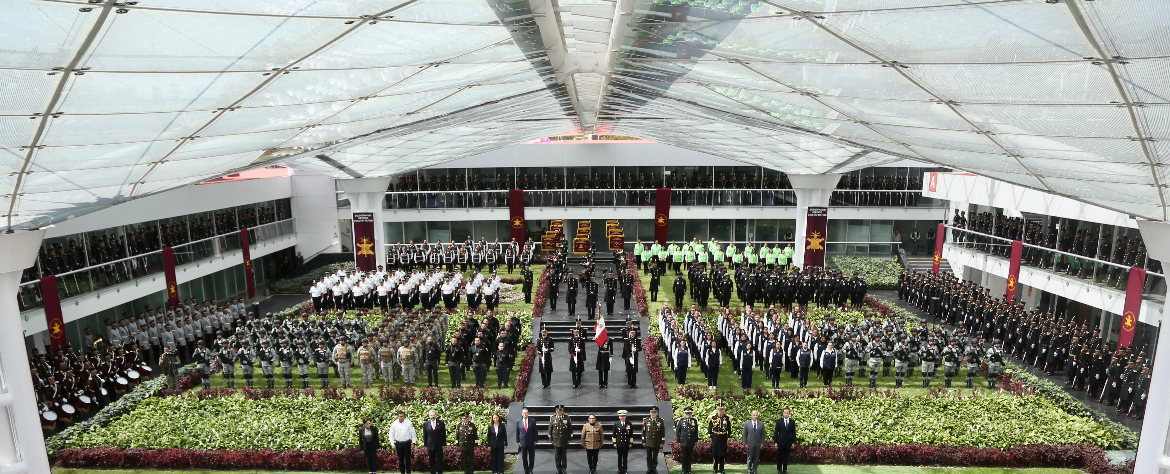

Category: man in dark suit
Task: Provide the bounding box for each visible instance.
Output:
[515,408,536,474]
[772,408,797,474]
[423,410,447,474]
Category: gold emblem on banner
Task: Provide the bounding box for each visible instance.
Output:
[655,214,667,226]
[1007,275,1016,291]
[511,216,525,228]
[357,237,376,257]
[933,252,941,265]
[1122,311,1136,332]
[168,282,178,297]
[51,320,64,337]
[806,231,824,251]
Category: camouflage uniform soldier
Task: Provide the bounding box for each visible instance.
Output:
[963,340,983,388]
[278,339,295,388]
[941,340,962,388]
[218,340,236,388]
[379,339,396,384]
[333,336,353,388]
[314,341,331,387]
[399,338,419,384]
[986,342,1004,389]
[388,334,403,381]
[259,341,277,389]
[357,340,377,387]
[842,334,861,387]
[238,340,256,388]
[920,339,938,387]
[867,335,884,387]
[892,337,910,388]
[295,341,312,388]
[192,340,212,389]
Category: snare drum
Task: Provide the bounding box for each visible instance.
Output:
[59,403,75,422]
[115,377,129,393]
[76,395,92,413]
[100,387,109,397]
[41,410,58,430]
[138,363,153,380]
[127,369,141,385]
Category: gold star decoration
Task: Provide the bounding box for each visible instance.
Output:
[806,231,825,251]
[357,237,376,257]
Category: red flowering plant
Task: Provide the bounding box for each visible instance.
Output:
[532,266,550,317]
[625,254,650,318]
[513,345,537,401]
[644,336,670,400]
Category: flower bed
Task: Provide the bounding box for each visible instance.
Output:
[625,254,650,318]
[645,336,670,400]
[513,345,537,401]
[64,395,507,451]
[666,441,1131,474]
[999,361,1139,450]
[269,261,357,294]
[532,265,550,317]
[827,256,900,289]
[56,445,494,471]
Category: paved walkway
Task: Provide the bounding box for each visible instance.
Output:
[518,259,666,474]
[873,289,1144,433]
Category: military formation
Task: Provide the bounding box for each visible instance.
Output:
[383,238,534,275]
[900,269,1152,419]
[28,341,155,432]
[310,260,532,315]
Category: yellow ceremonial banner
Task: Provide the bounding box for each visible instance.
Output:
[606,220,619,225]
[608,234,625,251]
[541,234,557,251]
[573,238,590,254]
[607,226,623,237]
[577,221,591,230]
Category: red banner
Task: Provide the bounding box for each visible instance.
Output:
[241,228,255,299]
[353,212,377,271]
[608,234,625,251]
[163,246,179,309]
[1118,266,1147,348]
[654,188,671,244]
[1005,240,1022,304]
[803,206,828,268]
[541,234,558,251]
[932,222,945,274]
[509,189,525,242]
[573,238,590,255]
[40,275,67,351]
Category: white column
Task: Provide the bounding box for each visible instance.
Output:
[0,229,50,474]
[789,174,841,270]
[338,178,394,269]
[1134,219,1170,473]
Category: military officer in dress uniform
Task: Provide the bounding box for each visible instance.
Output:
[549,405,572,474]
[566,275,579,315]
[642,407,666,474]
[613,410,633,474]
[570,329,587,389]
[456,412,478,474]
[621,271,634,311]
[676,407,699,474]
[538,329,555,389]
[622,329,641,387]
[585,277,600,318]
[709,403,732,474]
[596,334,613,388]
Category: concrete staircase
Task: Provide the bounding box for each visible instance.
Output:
[520,404,660,449]
[540,319,641,343]
[905,255,953,275]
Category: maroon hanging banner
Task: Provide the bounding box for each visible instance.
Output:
[803,206,828,268]
[932,222,946,274]
[509,189,526,243]
[163,246,179,309]
[353,212,377,272]
[1005,240,1022,304]
[241,228,255,299]
[654,188,671,244]
[40,275,67,351]
[1118,266,1147,348]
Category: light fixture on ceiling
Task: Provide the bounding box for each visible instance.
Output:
[1045,0,1058,3]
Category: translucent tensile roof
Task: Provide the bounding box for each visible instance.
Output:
[2,0,1168,228]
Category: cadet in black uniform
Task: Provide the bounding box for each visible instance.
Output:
[596,336,613,388]
[673,276,687,309]
[570,329,587,389]
[566,276,579,315]
[622,329,641,388]
[604,271,618,315]
[522,264,534,303]
[621,270,634,310]
[649,264,662,302]
[548,272,560,311]
[537,329,555,389]
[585,277,600,318]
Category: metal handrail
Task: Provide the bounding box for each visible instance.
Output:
[18,218,295,292]
[943,224,1164,278]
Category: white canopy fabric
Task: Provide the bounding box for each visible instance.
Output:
[2,0,1167,228]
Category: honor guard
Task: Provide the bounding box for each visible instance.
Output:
[708,403,732,474]
[537,329,555,389]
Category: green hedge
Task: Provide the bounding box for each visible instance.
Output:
[827,256,900,289]
[269,261,356,293]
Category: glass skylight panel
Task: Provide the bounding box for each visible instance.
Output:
[1113,58,1170,105]
[38,111,209,147]
[957,104,1134,139]
[0,118,39,149]
[997,135,1149,164]
[238,66,422,108]
[29,141,174,171]
[747,62,933,101]
[389,0,506,25]
[816,96,971,131]
[146,151,260,182]
[1,69,59,116]
[1022,158,1154,185]
[166,129,300,161]
[1081,0,1170,59]
[0,0,98,69]
[199,102,349,137]
[305,22,515,69]
[19,165,147,194]
[822,2,1093,63]
[133,0,398,18]
[904,62,1122,105]
[53,71,263,114]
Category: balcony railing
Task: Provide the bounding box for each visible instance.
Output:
[943,225,1165,303]
[381,189,944,210]
[16,218,296,314]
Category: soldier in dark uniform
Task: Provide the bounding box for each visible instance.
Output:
[708,403,732,474]
[456,412,478,474]
[566,276,579,315]
[676,407,699,474]
[295,340,312,388]
[278,339,295,388]
[314,340,331,388]
[613,410,633,474]
[548,272,560,311]
[522,264,534,304]
[604,272,617,315]
[218,340,237,388]
[596,335,613,388]
[621,270,634,311]
[238,340,256,388]
[642,407,666,474]
[538,329,554,389]
[649,264,662,302]
[673,276,687,310]
[549,405,572,474]
[622,329,641,388]
[570,329,587,389]
[585,277,599,318]
[192,340,212,389]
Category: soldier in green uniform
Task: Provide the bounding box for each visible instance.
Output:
[867,334,884,387]
[456,412,478,474]
[963,340,983,389]
[379,338,396,385]
[708,403,732,474]
[217,340,236,388]
[942,339,961,388]
[278,339,295,388]
[192,340,211,390]
[357,339,377,388]
[258,340,277,389]
[842,333,861,387]
[549,404,572,474]
[295,340,312,388]
[314,341,331,387]
[613,410,633,474]
[642,407,666,474]
[238,340,256,388]
[920,339,938,387]
[893,336,910,388]
[986,341,1004,388]
[160,346,182,390]
[675,407,699,474]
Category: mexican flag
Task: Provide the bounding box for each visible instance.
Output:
[594,309,608,347]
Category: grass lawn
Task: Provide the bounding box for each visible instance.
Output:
[637,268,995,398]
[188,351,525,398]
[55,456,515,474]
[667,466,1083,474]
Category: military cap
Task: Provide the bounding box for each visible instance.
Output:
[684,407,693,414]
[555,404,565,410]
[617,410,628,415]
[461,412,470,418]
[649,407,659,413]
[241,340,251,345]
